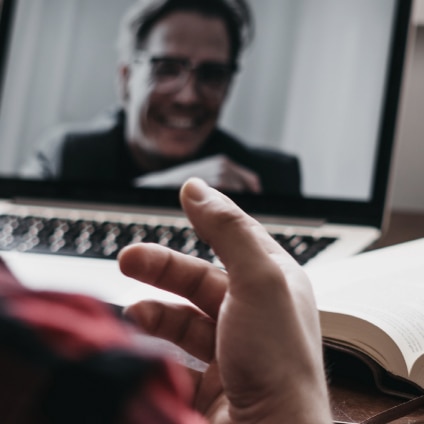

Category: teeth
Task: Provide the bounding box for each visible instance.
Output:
[166,117,196,129]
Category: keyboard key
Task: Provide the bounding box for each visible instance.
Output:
[0,214,337,265]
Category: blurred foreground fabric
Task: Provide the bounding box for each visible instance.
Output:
[0,257,205,424]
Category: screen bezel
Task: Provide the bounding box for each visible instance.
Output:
[0,0,413,227]
[0,0,15,104]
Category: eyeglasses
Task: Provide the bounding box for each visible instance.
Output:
[134,55,237,100]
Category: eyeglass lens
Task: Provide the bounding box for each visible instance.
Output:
[149,57,233,97]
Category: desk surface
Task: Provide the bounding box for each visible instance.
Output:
[371,211,424,251]
[330,210,424,424]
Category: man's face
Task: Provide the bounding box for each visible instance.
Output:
[121,12,232,164]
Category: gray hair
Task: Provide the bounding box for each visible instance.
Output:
[116,0,253,66]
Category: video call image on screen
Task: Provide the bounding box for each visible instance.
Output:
[0,0,397,200]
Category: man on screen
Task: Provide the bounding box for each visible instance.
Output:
[22,0,301,195]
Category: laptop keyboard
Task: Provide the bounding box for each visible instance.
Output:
[0,214,336,266]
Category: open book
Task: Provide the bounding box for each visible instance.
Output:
[306,238,424,398]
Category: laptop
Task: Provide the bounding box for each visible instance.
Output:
[0,0,414,306]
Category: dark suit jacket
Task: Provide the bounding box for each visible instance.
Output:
[29,110,302,196]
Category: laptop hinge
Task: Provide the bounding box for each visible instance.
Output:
[2,197,183,218]
[249,213,325,228]
[3,197,326,228]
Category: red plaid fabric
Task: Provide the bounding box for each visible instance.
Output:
[0,257,206,424]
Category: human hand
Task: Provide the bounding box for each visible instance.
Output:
[118,178,331,424]
[132,154,262,193]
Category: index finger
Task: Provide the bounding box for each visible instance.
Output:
[118,243,228,320]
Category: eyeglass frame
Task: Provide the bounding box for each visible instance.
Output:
[133,53,238,100]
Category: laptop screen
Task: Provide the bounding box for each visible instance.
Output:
[0,0,412,226]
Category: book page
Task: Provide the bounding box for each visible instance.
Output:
[319,268,424,373]
[307,239,424,374]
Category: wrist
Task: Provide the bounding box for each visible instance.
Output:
[226,379,332,424]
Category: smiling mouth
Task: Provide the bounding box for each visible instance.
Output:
[160,116,203,130]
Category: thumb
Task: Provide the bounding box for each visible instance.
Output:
[179,178,295,296]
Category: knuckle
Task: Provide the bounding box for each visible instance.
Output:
[213,203,245,230]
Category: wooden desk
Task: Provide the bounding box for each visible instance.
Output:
[371,211,424,250]
[330,210,424,424]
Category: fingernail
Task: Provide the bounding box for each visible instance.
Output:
[182,178,210,202]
